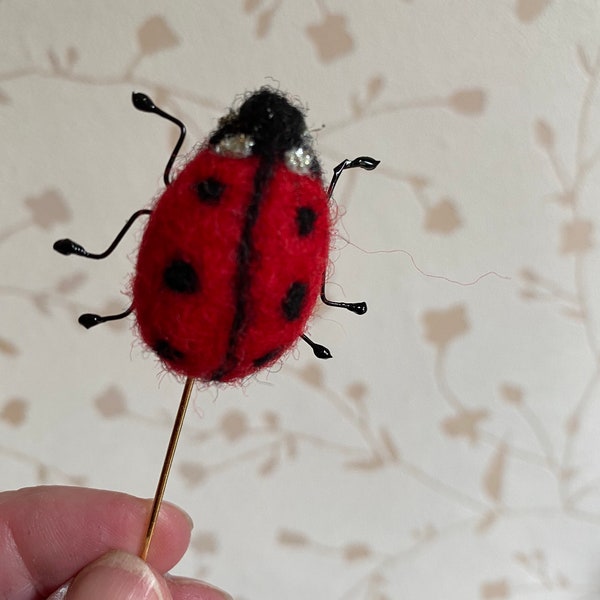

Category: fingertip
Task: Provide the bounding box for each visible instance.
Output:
[161,500,194,532]
[53,551,173,600]
[46,553,233,600]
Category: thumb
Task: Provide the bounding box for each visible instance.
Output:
[53,550,173,600]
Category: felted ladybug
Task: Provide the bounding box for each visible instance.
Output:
[54,88,379,382]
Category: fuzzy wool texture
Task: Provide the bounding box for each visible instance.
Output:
[210,87,311,168]
[133,148,330,382]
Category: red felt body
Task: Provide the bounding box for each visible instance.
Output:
[132,148,331,382]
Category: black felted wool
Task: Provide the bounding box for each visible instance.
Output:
[209,87,306,159]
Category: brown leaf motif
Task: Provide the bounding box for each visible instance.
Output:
[533,118,554,148]
[560,219,594,254]
[297,363,325,389]
[256,6,277,38]
[562,307,585,321]
[565,413,579,435]
[262,410,280,430]
[37,464,49,484]
[1,398,28,426]
[499,383,523,405]
[243,0,262,12]
[412,523,438,542]
[258,453,279,476]
[441,407,489,444]
[25,189,70,229]
[476,510,499,533]
[480,579,510,599]
[447,89,487,116]
[220,409,249,442]
[424,198,462,234]
[553,190,575,207]
[422,304,470,352]
[577,45,592,76]
[137,16,179,56]
[94,386,127,418]
[407,174,429,192]
[366,75,385,102]
[380,427,401,462]
[47,48,61,72]
[55,272,87,294]
[345,456,385,471]
[346,381,368,402]
[180,461,207,486]
[66,46,79,68]
[278,529,309,547]
[306,13,354,63]
[32,292,50,315]
[284,434,298,459]
[516,0,552,23]
[483,442,507,503]
[343,542,372,562]
[0,337,18,356]
[191,531,219,554]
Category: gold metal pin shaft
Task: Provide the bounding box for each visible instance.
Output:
[139,376,195,561]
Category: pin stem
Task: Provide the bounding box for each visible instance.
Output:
[139,376,195,561]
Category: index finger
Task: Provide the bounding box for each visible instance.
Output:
[0,486,192,600]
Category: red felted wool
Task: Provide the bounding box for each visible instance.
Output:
[132,87,333,383]
[133,148,330,382]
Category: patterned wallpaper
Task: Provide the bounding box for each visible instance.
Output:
[2,1,600,599]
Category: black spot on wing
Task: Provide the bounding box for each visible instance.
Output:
[163,259,199,294]
[194,178,225,204]
[282,281,307,321]
[154,339,184,362]
[296,206,317,236]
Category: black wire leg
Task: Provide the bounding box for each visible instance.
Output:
[301,334,332,359]
[320,285,367,315]
[327,156,380,198]
[79,304,134,329]
[53,209,152,259]
[132,92,187,186]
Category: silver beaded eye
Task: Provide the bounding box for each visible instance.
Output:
[285,143,314,175]
[213,134,255,158]
[284,134,319,175]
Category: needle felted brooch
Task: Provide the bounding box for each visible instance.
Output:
[53,87,379,559]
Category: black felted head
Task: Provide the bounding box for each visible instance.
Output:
[210,88,307,159]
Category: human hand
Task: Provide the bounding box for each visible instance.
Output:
[0,486,231,600]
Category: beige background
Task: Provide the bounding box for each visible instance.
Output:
[2,1,600,598]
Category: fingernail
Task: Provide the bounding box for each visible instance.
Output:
[64,550,171,600]
[166,575,233,600]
